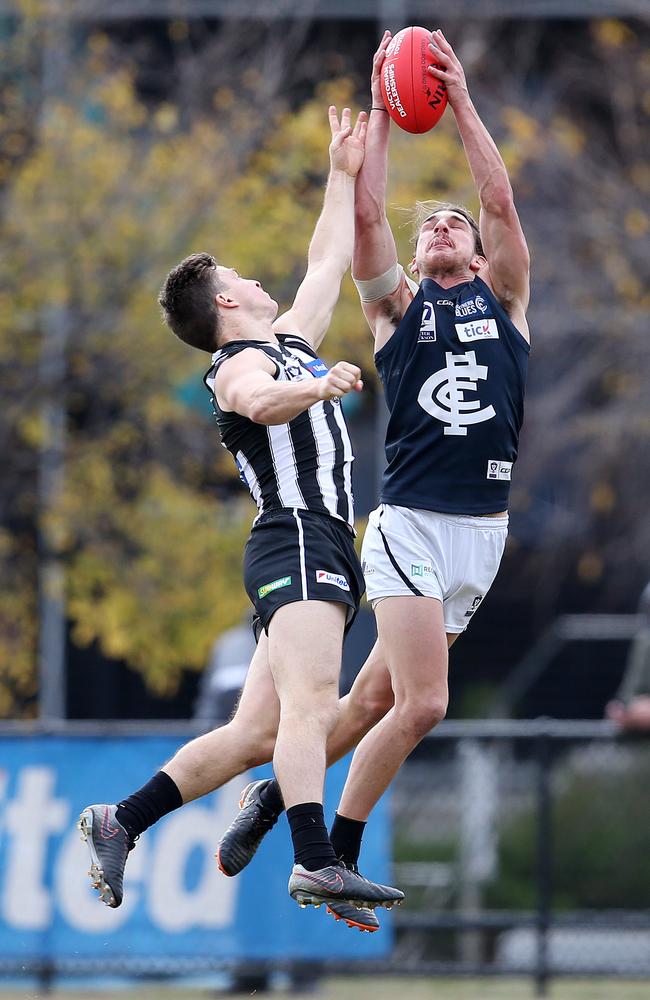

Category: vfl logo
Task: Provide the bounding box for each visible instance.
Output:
[487,459,512,481]
[417,351,496,436]
[418,301,437,343]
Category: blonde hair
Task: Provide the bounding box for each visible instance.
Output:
[407,200,484,257]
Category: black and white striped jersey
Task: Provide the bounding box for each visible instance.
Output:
[203,333,355,529]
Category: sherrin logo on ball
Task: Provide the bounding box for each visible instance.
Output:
[380,26,448,134]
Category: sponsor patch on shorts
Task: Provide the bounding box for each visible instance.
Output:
[316,570,350,591]
[411,562,434,577]
[464,595,484,618]
[258,576,292,599]
[487,460,512,481]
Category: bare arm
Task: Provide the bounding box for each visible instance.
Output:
[274,107,367,349]
[353,31,398,282]
[215,348,362,426]
[352,31,415,343]
[428,30,530,330]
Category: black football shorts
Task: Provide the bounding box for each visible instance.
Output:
[244,508,365,636]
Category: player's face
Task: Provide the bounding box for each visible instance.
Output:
[415,212,477,275]
[217,267,278,318]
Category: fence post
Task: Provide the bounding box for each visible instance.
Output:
[458,738,499,963]
[534,731,553,996]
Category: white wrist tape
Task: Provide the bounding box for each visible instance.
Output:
[352,263,403,302]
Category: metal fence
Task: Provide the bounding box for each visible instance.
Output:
[1,718,649,995]
[388,719,650,995]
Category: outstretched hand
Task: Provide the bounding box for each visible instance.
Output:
[371,29,392,105]
[427,29,469,107]
[328,106,368,177]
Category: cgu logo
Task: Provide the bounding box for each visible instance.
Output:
[0,766,240,934]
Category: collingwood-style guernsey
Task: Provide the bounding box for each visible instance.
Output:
[377,275,530,515]
[204,333,355,529]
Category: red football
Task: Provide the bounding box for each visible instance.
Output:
[380,26,448,134]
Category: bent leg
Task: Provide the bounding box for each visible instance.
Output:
[337,596,450,821]
[164,633,280,802]
[165,634,392,806]
[325,640,394,765]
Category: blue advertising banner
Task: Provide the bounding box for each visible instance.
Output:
[0,734,392,968]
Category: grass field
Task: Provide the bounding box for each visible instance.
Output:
[5,978,650,1000]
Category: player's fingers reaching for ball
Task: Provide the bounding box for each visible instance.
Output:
[352,110,368,139]
[332,127,353,149]
[328,105,340,137]
[427,31,466,97]
[372,31,391,74]
[430,30,462,72]
[431,29,454,55]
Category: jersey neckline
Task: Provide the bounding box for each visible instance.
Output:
[419,274,480,295]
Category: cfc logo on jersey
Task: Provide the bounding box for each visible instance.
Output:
[417,351,496,436]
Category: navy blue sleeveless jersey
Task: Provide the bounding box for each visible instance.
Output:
[376,275,529,515]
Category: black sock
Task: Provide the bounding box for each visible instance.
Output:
[330,812,366,866]
[115,771,183,839]
[260,778,285,814]
[286,802,337,871]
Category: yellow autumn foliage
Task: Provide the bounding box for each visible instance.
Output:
[1,16,647,716]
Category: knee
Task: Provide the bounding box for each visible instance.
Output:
[224,708,279,768]
[397,694,448,742]
[282,688,340,734]
[349,682,394,728]
[242,730,277,768]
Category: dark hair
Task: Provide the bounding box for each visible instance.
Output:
[410,200,484,257]
[158,252,224,353]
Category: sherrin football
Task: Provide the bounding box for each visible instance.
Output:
[380,26,448,134]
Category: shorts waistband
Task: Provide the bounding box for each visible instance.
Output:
[389,504,509,530]
[254,506,356,537]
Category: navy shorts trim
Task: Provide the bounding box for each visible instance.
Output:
[244,508,365,636]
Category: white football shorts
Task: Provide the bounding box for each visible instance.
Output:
[360,503,508,633]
